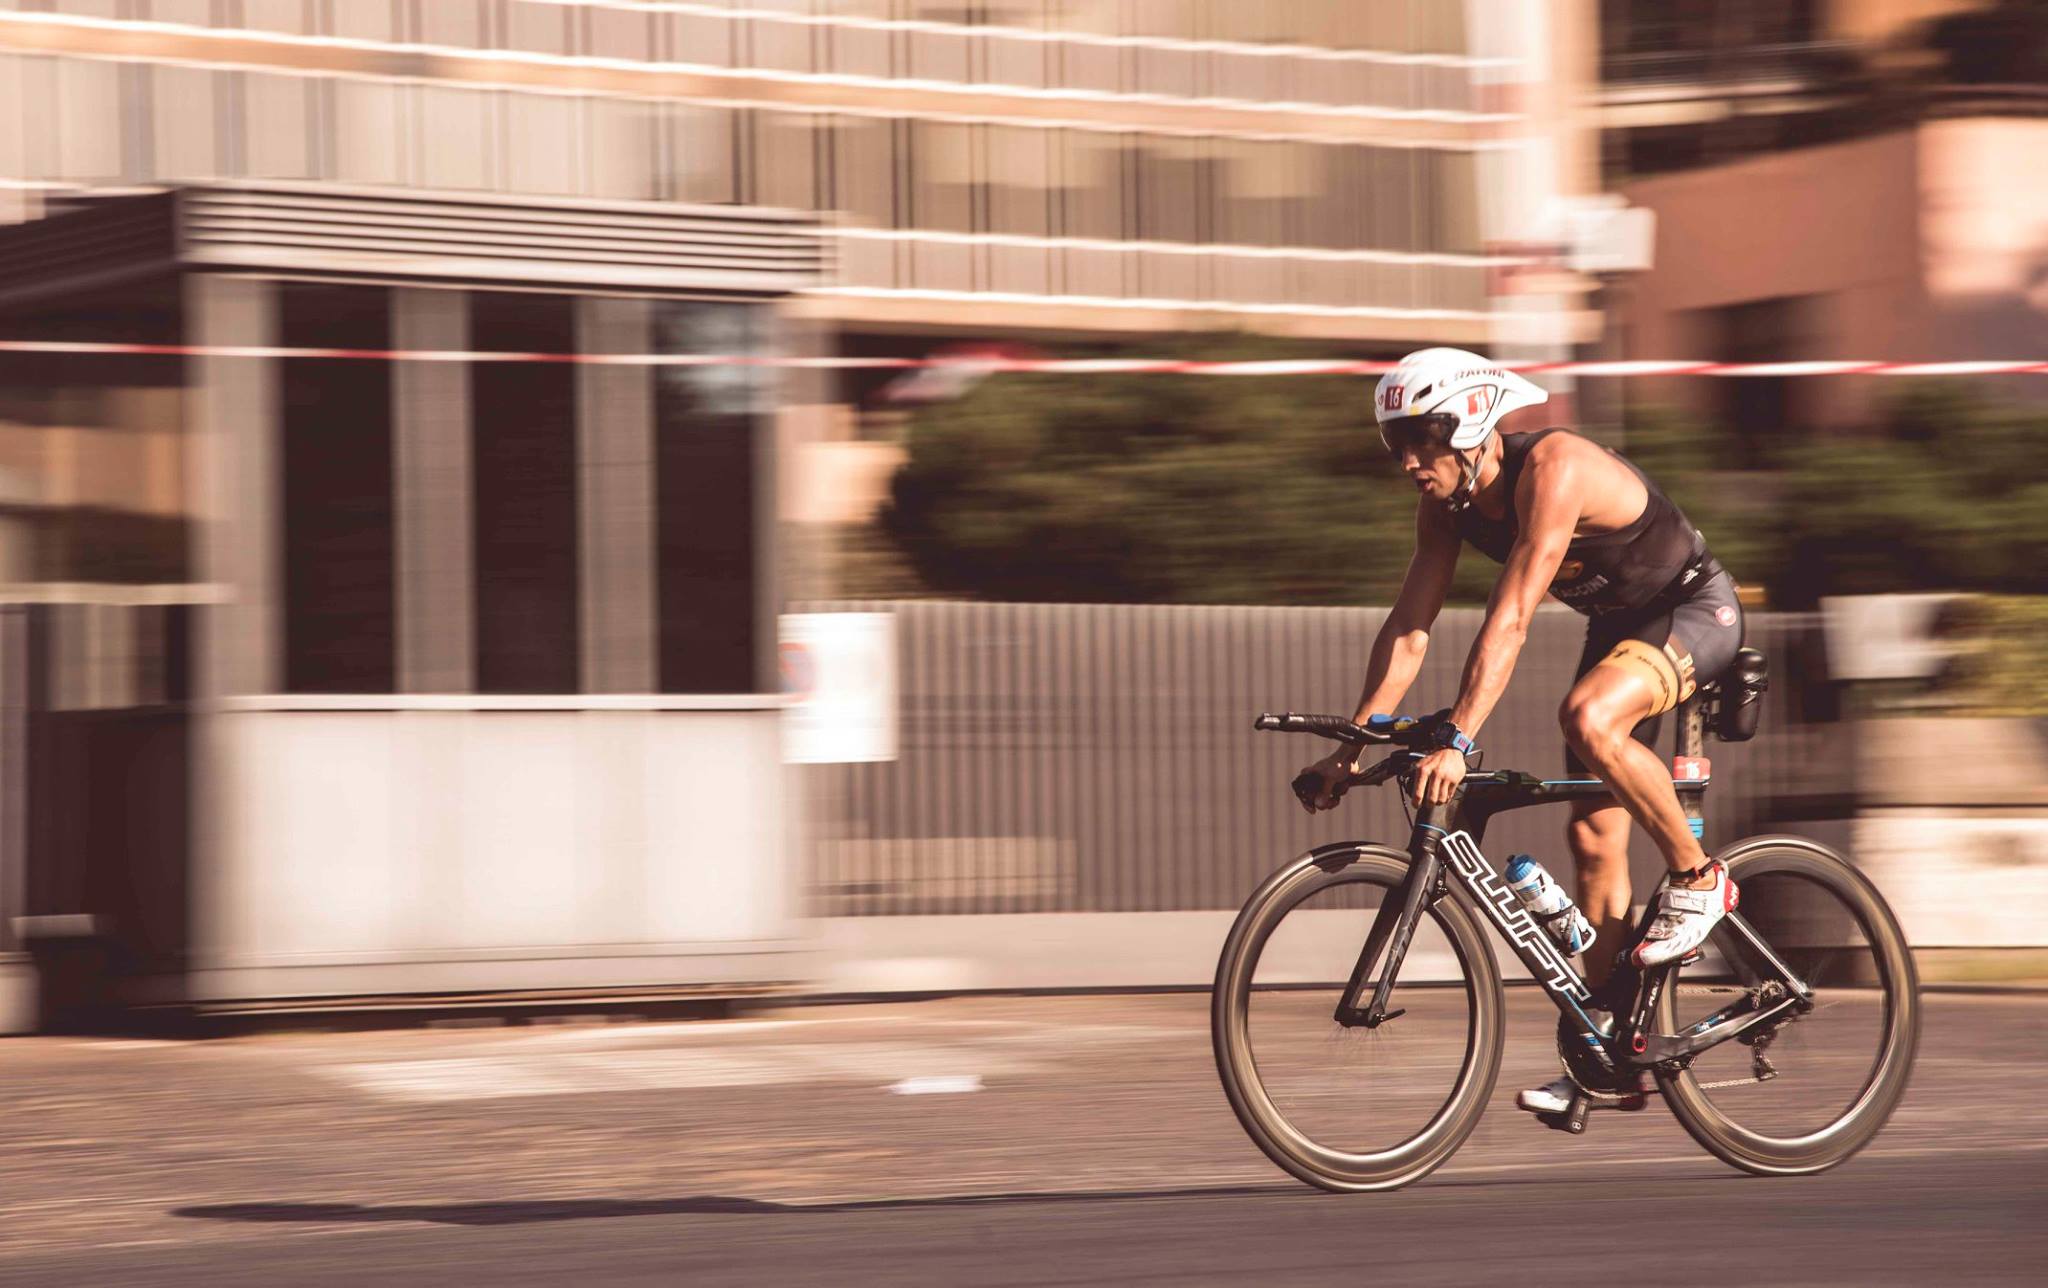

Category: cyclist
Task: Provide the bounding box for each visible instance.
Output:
[1295,347,1744,1116]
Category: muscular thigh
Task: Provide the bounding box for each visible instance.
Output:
[1562,570,1745,774]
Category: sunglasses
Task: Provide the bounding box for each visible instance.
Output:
[1378,413,1460,456]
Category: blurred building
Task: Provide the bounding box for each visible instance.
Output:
[0,0,1605,567]
[1598,0,2048,447]
[0,1,1603,1023]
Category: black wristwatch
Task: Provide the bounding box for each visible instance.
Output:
[1428,721,1477,757]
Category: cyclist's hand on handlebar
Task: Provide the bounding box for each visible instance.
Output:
[1411,747,1467,808]
[1294,749,1360,814]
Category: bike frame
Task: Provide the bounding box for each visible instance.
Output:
[1338,697,1814,1078]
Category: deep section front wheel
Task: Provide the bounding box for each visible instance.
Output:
[1655,835,1920,1176]
[1212,842,1504,1192]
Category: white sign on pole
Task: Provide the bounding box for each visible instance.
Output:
[1565,194,1656,274]
[780,613,898,764]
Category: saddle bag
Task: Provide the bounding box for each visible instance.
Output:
[1713,647,1768,742]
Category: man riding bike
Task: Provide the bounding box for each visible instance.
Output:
[1297,347,1745,1117]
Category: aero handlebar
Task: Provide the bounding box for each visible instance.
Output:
[1252,710,1449,749]
[1257,711,1460,811]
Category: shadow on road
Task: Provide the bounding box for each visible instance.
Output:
[174,1185,1309,1228]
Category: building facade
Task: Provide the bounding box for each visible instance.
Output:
[0,0,1602,538]
[1596,0,2046,438]
[0,2,1596,336]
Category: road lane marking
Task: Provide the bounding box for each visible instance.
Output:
[889,1076,984,1095]
[328,1042,1024,1102]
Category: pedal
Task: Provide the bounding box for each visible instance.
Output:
[1538,1094,1592,1135]
[1679,949,1704,967]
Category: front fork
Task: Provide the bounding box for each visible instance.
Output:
[1333,803,1449,1029]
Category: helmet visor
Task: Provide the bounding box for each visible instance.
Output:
[1378,412,1460,457]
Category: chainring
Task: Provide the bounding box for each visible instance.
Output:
[1555,1012,1634,1096]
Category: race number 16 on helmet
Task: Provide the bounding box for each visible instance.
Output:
[1373,347,1550,510]
[1373,347,1549,454]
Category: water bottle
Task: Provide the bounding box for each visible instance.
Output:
[1505,855,1596,955]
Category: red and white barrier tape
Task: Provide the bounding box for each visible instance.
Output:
[0,342,2044,376]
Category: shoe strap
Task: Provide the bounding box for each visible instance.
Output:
[1657,884,1716,917]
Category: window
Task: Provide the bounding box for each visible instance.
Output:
[908,120,976,234]
[653,302,768,694]
[669,104,742,205]
[1058,130,1126,240]
[243,73,315,180]
[237,0,316,35]
[1134,139,1206,244]
[1709,296,1812,469]
[279,284,395,693]
[0,279,189,584]
[753,111,822,212]
[587,98,659,200]
[416,0,486,47]
[828,116,900,228]
[332,81,406,185]
[1214,139,1292,247]
[417,87,495,191]
[985,124,1053,236]
[470,293,581,694]
[504,92,581,196]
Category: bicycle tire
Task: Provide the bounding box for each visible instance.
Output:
[1655,835,1920,1176]
[1212,842,1505,1192]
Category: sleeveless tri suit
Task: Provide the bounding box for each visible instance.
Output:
[1451,428,1745,773]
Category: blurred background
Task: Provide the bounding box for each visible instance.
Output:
[0,0,2040,1031]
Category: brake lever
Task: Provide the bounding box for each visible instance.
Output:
[1291,769,1341,811]
[1294,754,1402,810]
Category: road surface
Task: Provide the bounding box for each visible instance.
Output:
[0,991,2039,1285]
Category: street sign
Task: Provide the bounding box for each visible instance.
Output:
[781,613,898,764]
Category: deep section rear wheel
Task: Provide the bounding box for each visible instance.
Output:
[1212,843,1504,1192]
[1655,835,1919,1175]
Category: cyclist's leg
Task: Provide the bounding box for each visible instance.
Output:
[1559,617,1658,992]
[1564,797,1633,993]
[1527,644,1655,1112]
[1558,614,1705,878]
[1565,577,1746,967]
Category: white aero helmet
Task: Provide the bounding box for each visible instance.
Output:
[1372,347,1549,453]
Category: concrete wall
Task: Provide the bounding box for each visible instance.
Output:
[1852,716,2048,972]
[191,702,801,1003]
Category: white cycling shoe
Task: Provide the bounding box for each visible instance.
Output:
[1516,1073,1650,1115]
[1516,1076,1580,1115]
[1631,861,1739,969]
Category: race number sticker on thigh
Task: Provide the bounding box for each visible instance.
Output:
[1594,638,1693,716]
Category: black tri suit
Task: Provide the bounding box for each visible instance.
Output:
[1452,428,1744,774]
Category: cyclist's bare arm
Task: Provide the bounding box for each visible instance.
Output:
[1348,500,1461,724]
[1444,441,1581,739]
[1297,504,1461,811]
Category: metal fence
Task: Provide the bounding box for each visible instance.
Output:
[803,601,1841,917]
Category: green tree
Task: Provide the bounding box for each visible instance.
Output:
[881,337,1428,605]
[1771,384,2048,606]
[881,347,2048,610]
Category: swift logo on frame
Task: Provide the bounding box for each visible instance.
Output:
[1439,830,1591,1001]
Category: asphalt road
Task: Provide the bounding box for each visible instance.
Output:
[0,991,2040,1286]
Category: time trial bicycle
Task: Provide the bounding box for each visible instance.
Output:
[1212,663,1918,1192]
